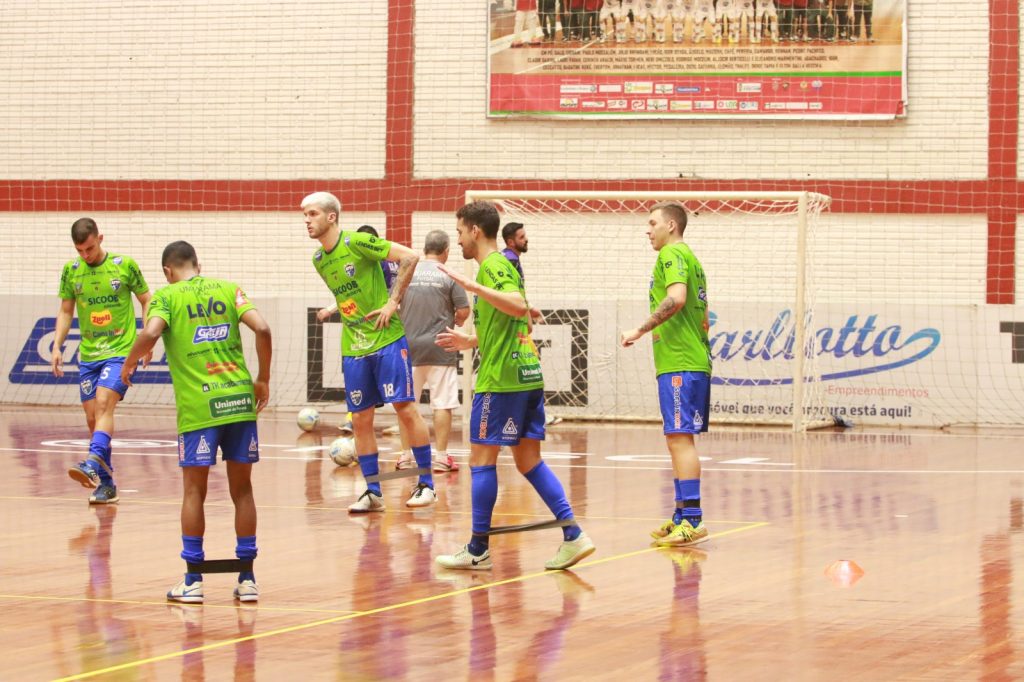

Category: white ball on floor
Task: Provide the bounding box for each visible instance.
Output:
[297,407,320,432]
[329,437,357,467]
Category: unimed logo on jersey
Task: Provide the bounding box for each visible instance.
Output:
[9,317,171,385]
[209,393,253,418]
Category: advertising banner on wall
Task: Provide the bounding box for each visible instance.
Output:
[4,295,1023,427]
[488,0,907,119]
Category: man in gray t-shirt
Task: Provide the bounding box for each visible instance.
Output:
[395,230,470,472]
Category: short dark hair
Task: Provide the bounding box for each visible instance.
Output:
[456,201,500,239]
[501,222,524,244]
[71,218,98,245]
[651,201,688,235]
[357,224,379,237]
[162,240,199,269]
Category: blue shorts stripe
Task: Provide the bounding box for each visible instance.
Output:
[470,389,546,446]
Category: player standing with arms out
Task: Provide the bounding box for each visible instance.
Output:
[121,241,272,603]
[434,201,595,571]
[620,202,711,548]
[55,218,152,505]
[302,191,439,512]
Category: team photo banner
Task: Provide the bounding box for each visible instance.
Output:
[488,0,907,119]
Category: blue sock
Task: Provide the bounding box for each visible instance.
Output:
[468,465,497,556]
[358,454,382,495]
[236,535,257,583]
[89,431,113,485]
[524,461,581,541]
[673,478,684,524]
[412,444,434,488]
[679,478,702,527]
[181,535,204,585]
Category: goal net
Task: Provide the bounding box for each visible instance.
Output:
[463,190,833,431]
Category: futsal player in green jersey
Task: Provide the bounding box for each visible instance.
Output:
[121,241,272,604]
[434,200,595,571]
[302,191,439,512]
[621,202,712,547]
[53,218,152,504]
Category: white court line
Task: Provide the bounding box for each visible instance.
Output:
[4,447,1024,475]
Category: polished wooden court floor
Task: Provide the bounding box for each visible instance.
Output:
[2,405,1023,680]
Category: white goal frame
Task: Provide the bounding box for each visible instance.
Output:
[461,189,832,432]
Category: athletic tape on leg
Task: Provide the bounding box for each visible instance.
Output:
[87,454,114,478]
[186,559,254,574]
[365,467,429,483]
[474,517,576,537]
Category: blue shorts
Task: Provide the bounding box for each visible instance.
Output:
[658,372,711,435]
[178,421,260,467]
[471,389,546,446]
[78,357,129,402]
[342,337,415,413]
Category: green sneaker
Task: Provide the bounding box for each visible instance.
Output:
[650,518,677,540]
[655,519,709,548]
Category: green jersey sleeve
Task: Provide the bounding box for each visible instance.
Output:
[121,255,150,295]
[347,231,392,263]
[148,287,172,324]
[58,262,75,300]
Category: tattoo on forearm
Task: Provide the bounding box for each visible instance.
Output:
[390,256,418,303]
[639,296,677,333]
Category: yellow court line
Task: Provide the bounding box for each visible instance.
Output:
[0,593,356,616]
[52,520,769,681]
[0,495,766,526]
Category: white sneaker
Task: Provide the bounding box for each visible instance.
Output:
[167,579,204,603]
[436,545,492,570]
[544,532,596,570]
[348,489,386,514]
[406,482,437,508]
[234,580,259,602]
[431,454,460,472]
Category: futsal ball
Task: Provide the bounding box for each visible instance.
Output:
[329,437,357,467]
[297,407,320,432]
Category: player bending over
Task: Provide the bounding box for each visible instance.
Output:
[122,241,272,603]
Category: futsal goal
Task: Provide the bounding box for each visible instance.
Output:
[461,189,834,431]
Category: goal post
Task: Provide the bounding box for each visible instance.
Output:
[461,189,833,431]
